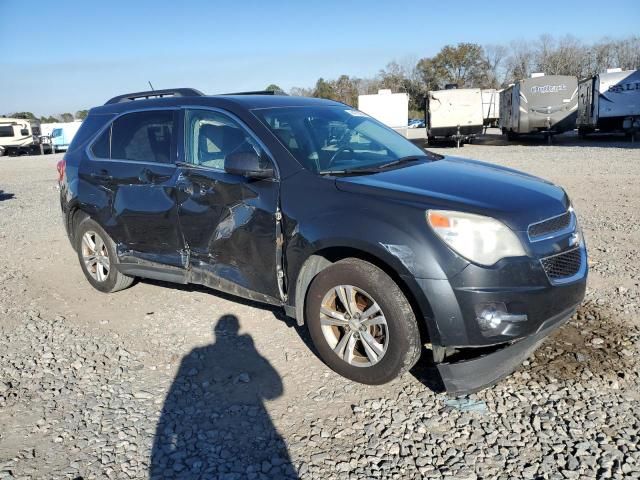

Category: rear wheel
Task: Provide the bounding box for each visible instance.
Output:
[305,259,422,385]
[75,218,134,293]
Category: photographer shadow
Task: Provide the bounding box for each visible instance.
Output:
[150,314,298,479]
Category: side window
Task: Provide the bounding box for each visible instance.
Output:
[91,126,110,158]
[185,109,260,170]
[91,110,175,163]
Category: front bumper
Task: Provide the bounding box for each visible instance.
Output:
[407,245,587,395]
[436,304,575,395]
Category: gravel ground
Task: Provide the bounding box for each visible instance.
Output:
[1,133,639,479]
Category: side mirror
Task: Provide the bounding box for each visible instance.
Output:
[224,151,274,179]
[20,128,29,136]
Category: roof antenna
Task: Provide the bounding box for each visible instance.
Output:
[148,81,155,91]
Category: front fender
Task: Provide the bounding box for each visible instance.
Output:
[285,203,467,285]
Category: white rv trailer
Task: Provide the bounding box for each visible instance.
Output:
[577,68,640,139]
[425,88,483,146]
[0,118,52,156]
[481,89,500,127]
[357,89,409,137]
[499,73,578,142]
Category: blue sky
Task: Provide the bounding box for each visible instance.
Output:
[1,0,638,115]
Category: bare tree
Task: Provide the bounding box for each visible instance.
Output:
[613,35,640,71]
[288,86,313,97]
[378,61,409,93]
[504,40,535,84]
[484,44,508,87]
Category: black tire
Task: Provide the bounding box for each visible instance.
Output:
[75,218,134,293]
[305,258,422,385]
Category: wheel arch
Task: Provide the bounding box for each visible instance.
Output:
[65,204,91,249]
[291,245,435,345]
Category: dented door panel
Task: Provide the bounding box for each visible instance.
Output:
[176,166,281,300]
[78,159,185,268]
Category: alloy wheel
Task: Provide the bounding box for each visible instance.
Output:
[319,285,389,367]
[81,231,110,282]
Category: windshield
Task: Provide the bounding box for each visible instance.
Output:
[253,106,429,173]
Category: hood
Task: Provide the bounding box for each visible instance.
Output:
[335,156,569,231]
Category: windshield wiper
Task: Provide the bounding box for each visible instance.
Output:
[318,155,432,176]
[364,155,428,171]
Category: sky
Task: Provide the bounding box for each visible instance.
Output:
[1,0,638,116]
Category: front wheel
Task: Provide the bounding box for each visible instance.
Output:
[305,259,422,385]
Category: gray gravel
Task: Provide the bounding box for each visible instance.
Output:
[1,134,639,479]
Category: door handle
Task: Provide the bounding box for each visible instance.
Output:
[138,168,152,183]
[90,170,113,181]
[177,182,194,195]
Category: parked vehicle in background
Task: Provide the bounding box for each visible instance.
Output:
[408,119,425,128]
[577,68,640,140]
[57,87,588,395]
[500,74,578,143]
[51,122,82,152]
[425,88,484,147]
[358,89,409,137]
[0,117,53,156]
[481,89,500,127]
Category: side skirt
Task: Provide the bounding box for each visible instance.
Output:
[116,254,283,308]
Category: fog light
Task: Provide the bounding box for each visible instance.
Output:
[475,302,528,335]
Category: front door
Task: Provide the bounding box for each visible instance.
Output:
[176,108,281,301]
[79,109,185,269]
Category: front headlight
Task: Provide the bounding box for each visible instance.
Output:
[427,210,526,266]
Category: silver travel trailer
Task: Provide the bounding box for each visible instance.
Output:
[425,88,484,147]
[577,68,640,139]
[0,118,55,156]
[481,89,500,127]
[499,74,578,143]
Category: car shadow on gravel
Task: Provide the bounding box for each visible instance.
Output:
[0,189,15,201]
[150,314,298,479]
[410,348,446,393]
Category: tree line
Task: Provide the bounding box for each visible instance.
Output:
[1,110,89,123]
[278,34,640,113]
[5,34,638,120]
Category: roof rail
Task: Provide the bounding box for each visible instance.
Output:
[104,88,204,105]
[220,90,283,96]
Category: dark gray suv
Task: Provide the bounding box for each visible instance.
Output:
[58,88,587,394]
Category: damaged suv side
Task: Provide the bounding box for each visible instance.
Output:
[58,88,587,394]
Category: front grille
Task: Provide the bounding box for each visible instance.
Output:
[528,211,572,239]
[540,247,582,281]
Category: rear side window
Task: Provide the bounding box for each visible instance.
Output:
[91,110,175,163]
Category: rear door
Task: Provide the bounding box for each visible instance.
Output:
[79,109,185,269]
[176,107,281,300]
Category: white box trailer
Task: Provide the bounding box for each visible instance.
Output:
[481,89,500,126]
[51,121,82,151]
[425,88,483,146]
[357,89,409,137]
[577,69,640,139]
[499,74,578,142]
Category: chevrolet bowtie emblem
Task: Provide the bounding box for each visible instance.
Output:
[569,233,580,248]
